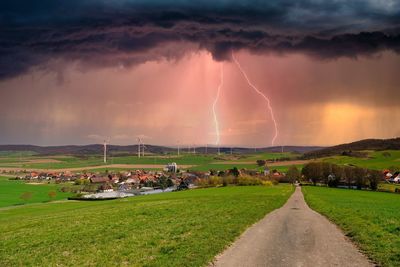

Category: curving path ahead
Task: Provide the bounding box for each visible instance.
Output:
[211,186,373,267]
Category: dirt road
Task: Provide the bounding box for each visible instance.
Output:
[211,186,373,267]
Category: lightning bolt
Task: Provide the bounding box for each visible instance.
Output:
[212,63,224,145]
[231,51,279,146]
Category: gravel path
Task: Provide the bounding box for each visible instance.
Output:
[211,186,373,267]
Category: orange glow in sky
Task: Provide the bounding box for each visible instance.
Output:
[0,50,399,146]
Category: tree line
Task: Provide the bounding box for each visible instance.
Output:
[286,162,381,190]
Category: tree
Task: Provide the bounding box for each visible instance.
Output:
[344,166,355,188]
[327,174,339,187]
[329,164,342,187]
[286,165,301,183]
[158,176,170,190]
[229,167,240,177]
[302,162,323,185]
[209,169,217,176]
[20,192,33,203]
[256,160,266,167]
[367,170,381,191]
[353,167,367,190]
[321,162,332,185]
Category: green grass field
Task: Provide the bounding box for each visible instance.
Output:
[0,185,293,266]
[0,152,297,171]
[303,186,400,266]
[0,177,72,208]
[322,150,400,170]
[0,149,398,177]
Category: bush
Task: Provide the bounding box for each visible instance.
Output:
[75,178,90,185]
[209,176,222,186]
[60,187,69,192]
[237,176,262,186]
[222,175,237,186]
[256,160,266,167]
[195,176,222,187]
[196,179,209,188]
[229,167,240,177]
[261,180,273,187]
[367,170,381,191]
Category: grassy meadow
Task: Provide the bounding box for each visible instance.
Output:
[1,149,398,174]
[322,150,400,170]
[0,185,294,266]
[303,186,400,266]
[0,176,72,208]
[0,151,297,171]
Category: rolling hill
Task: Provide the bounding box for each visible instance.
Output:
[303,138,400,159]
[0,144,322,155]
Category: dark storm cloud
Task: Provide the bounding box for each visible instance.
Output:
[1,0,400,79]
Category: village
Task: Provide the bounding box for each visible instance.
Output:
[7,163,195,199]
[3,161,289,200]
[2,153,400,201]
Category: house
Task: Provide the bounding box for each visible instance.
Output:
[384,170,393,180]
[391,172,400,183]
[108,174,119,184]
[99,183,114,192]
[125,177,140,185]
[118,183,132,191]
[30,171,39,179]
[181,173,198,185]
[90,176,110,183]
[164,162,178,173]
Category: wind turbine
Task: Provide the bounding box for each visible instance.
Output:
[103,140,106,163]
[137,137,141,158]
[103,137,110,164]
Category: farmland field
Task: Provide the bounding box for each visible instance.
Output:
[303,186,400,266]
[0,176,73,208]
[0,152,299,172]
[0,149,399,177]
[0,185,294,266]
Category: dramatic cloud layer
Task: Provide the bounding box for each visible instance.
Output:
[1,0,400,79]
[1,51,399,146]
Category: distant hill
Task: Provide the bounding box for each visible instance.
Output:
[303,138,400,159]
[0,144,173,155]
[0,144,322,156]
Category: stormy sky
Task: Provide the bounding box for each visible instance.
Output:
[0,0,400,146]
